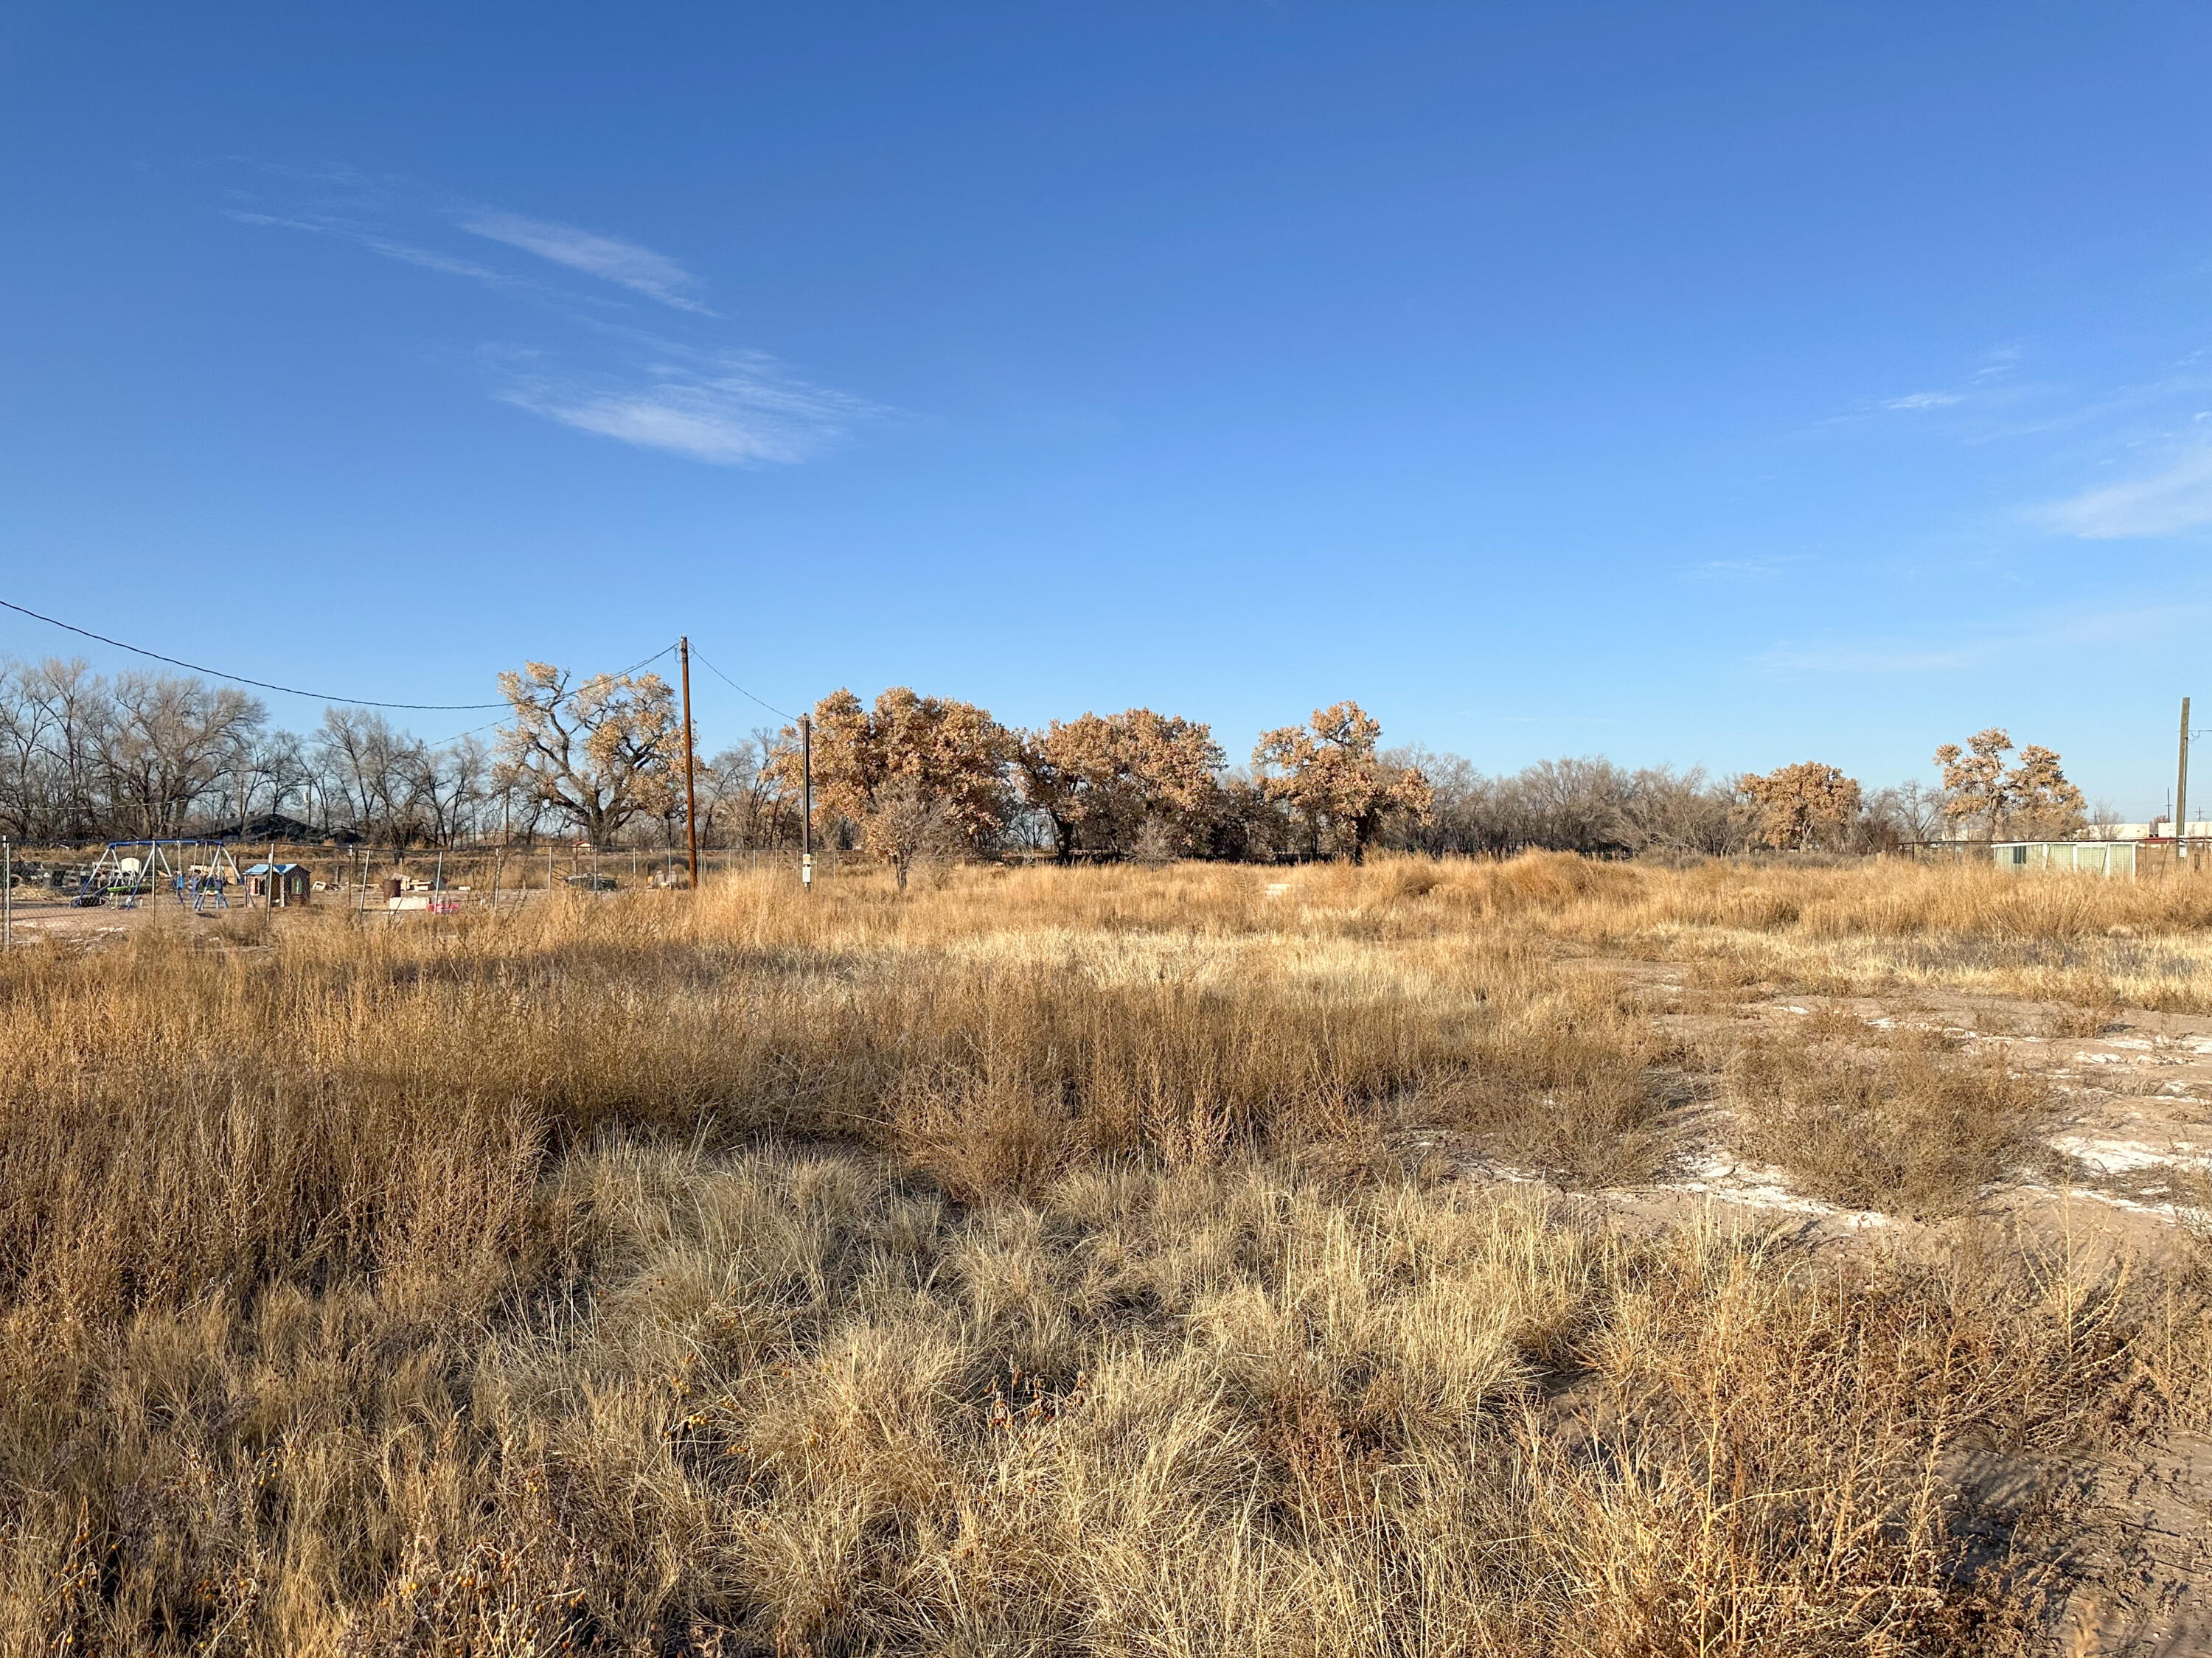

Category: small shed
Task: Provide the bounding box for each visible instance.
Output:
[245,863,313,906]
[1989,841,2138,877]
[1980,838,2212,880]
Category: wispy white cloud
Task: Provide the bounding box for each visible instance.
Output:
[1759,601,2210,675]
[1855,348,2019,420]
[226,173,877,465]
[348,233,509,285]
[2038,444,2212,539]
[225,209,515,288]
[492,352,877,466]
[452,210,711,313]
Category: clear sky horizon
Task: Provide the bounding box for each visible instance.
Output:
[6,4,2212,817]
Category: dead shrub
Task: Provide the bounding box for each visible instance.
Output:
[1725,1034,2053,1216]
[2039,999,2123,1038]
[3,857,2208,1654]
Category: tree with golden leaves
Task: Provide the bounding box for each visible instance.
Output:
[1934,728,2084,840]
[1015,709,1224,861]
[1736,762,1863,851]
[784,687,1012,885]
[495,661,679,845]
[2005,743,2087,840]
[1934,728,2014,840]
[1253,700,1433,863]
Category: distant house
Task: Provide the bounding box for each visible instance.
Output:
[223,813,363,846]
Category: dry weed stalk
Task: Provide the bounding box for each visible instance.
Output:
[0,855,2205,1654]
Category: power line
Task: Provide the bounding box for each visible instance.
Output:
[4,593,703,750]
[615,642,681,680]
[0,594,509,710]
[688,647,799,722]
[427,644,679,746]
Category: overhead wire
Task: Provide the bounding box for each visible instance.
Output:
[687,647,799,723]
[0,594,513,710]
[426,644,679,746]
[2,595,752,750]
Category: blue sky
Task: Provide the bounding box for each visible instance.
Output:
[5,4,2212,813]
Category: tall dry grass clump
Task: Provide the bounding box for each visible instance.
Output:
[1723,1025,2056,1217]
[0,857,2205,1654]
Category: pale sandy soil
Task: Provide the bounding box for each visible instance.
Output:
[1385,967,2212,1657]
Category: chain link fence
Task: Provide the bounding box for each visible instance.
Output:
[0,840,810,934]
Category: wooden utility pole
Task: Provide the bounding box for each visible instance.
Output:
[800,714,814,891]
[678,636,700,891]
[2180,696,2193,850]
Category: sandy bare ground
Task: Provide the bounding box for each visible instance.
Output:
[13,867,2212,1651]
[1383,965,2212,1657]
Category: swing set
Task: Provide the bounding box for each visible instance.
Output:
[75,840,248,912]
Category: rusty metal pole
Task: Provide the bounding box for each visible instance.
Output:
[679,637,700,892]
[2178,696,2192,856]
[800,713,813,891]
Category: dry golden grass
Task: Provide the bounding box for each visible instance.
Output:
[1723,1026,2056,1217]
[1,854,2208,1654]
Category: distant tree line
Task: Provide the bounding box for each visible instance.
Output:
[0,652,2090,863]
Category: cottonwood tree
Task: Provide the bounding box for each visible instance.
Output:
[785,687,1012,876]
[1870,779,1949,846]
[1015,709,1224,861]
[1934,729,2085,841]
[318,709,430,842]
[100,673,266,837]
[24,659,111,841]
[0,652,524,846]
[1512,757,1641,856]
[1737,762,1863,851]
[495,662,680,846]
[0,660,59,840]
[2006,744,2087,840]
[1253,701,1432,862]
[698,728,799,849]
[420,735,492,846]
[1934,729,2014,840]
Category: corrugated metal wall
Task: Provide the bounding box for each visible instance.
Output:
[1988,841,2138,877]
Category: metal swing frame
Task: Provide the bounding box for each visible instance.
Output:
[80,840,247,911]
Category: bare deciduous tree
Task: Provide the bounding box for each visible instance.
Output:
[698,729,798,849]
[317,709,428,842]
[495,663,680,846]
[864,776,964,890]
[100,674,265,837]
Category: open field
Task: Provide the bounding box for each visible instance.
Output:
[4,854,2212,1655]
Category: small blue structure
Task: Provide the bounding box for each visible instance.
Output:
[244,863,313,906]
